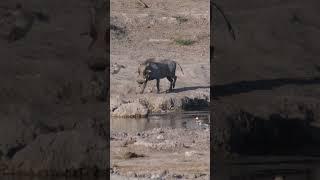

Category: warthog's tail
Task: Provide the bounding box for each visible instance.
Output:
[176,62,184,75]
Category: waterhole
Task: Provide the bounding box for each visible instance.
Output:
[111,110,210,133]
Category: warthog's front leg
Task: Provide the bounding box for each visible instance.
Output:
[156,79,160,93]
[140,80,148,94]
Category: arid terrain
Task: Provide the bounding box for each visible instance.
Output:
[110,0,210,179]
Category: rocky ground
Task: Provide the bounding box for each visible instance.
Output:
[111,127,210,179]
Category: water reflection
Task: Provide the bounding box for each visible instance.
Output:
[111,111,210,133]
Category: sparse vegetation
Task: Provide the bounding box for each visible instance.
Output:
[174,38,195,46]
[121,151,145,160]
[110,24,126,39]
[136,0,149,8]
[174,16,188,24]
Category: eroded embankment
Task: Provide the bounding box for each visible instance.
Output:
[110,89,210,118]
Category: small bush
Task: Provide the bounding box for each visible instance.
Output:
[174,39,195,46]
[174,16,188,24]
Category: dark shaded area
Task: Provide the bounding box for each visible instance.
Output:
[211,0,320,177]
[214,77,320,97]
[173,86,209,93]
[181,97,209,110]
[87,57,107,72]
[6,144,26,159]
[0,0,109,176]
[227,110,320,156]
[214,164,320,180]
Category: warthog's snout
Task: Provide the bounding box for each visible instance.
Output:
[136,79,145,84]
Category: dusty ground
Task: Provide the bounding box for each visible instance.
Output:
[110,0,210,117]
[111,127,210,179]
[110,0,210,179]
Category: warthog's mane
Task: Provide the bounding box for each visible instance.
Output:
[140,58,156,65]
[140,58,174,65]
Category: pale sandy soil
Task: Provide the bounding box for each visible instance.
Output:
[111,127,210,179]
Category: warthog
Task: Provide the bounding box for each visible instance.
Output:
[136,58,184,94]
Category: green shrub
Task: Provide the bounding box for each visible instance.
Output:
[174,39,195,46]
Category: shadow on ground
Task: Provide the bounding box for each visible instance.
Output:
[172,86,210,93]
[214,77,320,97]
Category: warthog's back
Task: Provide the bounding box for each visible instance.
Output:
[144,59,177,79]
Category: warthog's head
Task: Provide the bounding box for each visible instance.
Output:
[136,63,151,84]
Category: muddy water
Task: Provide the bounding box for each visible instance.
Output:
[111,111,210,133]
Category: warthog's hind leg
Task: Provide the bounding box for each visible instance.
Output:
[156,79,160,93]
[173,75,177,89]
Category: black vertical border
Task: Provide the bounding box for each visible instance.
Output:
[210,0,215,178]
[106,0,111,175]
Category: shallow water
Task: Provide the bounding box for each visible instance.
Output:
[110,110,210,133]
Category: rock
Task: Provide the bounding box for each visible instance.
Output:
[126,171,137,177]
[151,174,160,179]
[156,135,165,140]
[112,102,148,118]
[185,151,197,157]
